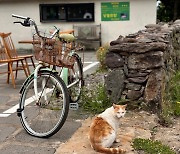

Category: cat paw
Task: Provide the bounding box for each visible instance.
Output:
[121,149,126,153]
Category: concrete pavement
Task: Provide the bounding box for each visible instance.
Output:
[0,51,98,154]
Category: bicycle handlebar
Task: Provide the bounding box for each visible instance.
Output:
[12,14,28,20]
[12,14,59,39]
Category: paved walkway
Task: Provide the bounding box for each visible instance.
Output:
[55,111,180,154]
[0,51,98,154]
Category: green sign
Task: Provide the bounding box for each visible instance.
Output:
[101,2,130,21]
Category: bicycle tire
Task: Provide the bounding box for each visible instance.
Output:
[68,53,84,103]
[18,70,69,138]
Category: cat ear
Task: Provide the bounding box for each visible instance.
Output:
[123,104,127,108]
[113,103,116,109]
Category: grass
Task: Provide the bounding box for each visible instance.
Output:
[168,71,180,116]
[159,71,180,125]
[80,84,111,114]
[133,138,176,154]
[173,101,180,116]
[95,65,108,73]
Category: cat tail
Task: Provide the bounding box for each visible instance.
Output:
[94,145,126,154]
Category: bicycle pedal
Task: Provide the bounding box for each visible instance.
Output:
[70,103,79,110]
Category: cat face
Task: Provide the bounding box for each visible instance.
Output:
[113,104,127,118]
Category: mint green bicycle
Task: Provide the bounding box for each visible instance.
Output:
[12,14,84,138]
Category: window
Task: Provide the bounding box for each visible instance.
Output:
[40,5,66,21]
[67,3,94,21]
[40,3,94,22]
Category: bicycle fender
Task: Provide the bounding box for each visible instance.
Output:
[19,68,58,94]
[19,73,34,94]
[61,68,68,86]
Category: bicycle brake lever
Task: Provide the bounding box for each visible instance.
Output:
[13,21,30,27]
[23,18,30,27]
[54,26,58,30]
[13,21,22,24]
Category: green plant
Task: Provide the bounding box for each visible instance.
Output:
[80,84,111,114]
[172,101,180,116]
[95,65,108,73]
[160,70,180,126]
[166,71,180,117]
[96,44,109,69]
[159,71,180,126]
[169,71,180,102]
[133,138,176,154]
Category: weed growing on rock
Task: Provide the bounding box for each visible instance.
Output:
[95,65,108,73]
[159,71,180,126]
[96,44,109,69]
[80,84,111,114]
[133,138,176,154]
[169,71,180,116]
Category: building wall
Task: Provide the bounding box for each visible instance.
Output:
[0,0,156,49]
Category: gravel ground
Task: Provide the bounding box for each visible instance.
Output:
[55,72,180,154]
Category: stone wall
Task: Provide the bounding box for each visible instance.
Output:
[104,20,180,112]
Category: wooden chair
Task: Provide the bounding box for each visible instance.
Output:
[0,39,28,88]
[0,32,35,77]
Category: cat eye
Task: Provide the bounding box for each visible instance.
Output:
[118,111,125,114]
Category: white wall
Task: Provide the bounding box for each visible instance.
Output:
[96,0,157,44]
[0,0,156,49]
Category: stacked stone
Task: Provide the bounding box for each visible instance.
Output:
[105,20,180,111]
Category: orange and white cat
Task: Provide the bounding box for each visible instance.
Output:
[89,104,127,154]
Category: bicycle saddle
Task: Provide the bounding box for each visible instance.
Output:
[59,34,75,42]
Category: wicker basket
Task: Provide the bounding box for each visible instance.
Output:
[33,34,75,68]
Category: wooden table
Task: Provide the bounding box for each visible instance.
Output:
[18,39,56,45]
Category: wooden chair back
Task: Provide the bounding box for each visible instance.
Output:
[0,32,18,59]
[0,35,28,88]
[0,32,36,76]
[0,39,10,62]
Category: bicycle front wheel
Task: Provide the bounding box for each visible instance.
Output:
[19,70,69,138]
[68,53,84,103]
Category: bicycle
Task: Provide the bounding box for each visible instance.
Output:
[12,14,84,138]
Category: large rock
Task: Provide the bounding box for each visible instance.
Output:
[144,68,166,112]
[110,35,124,46]
[109,42,167,54]
[128,51,164,70]
[140,33,169,43]
[105,52,124,68]
[145,24,162,29]
[174,19,180,25]
[128,69,151,77]
[104,69,125,102]
[126,89,143,100]
[128,76,148,84]
[110,35,138,46]
[126,82,142,91]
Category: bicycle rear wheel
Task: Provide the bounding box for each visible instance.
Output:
[68,53,84,103]
[18,70,69,138]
